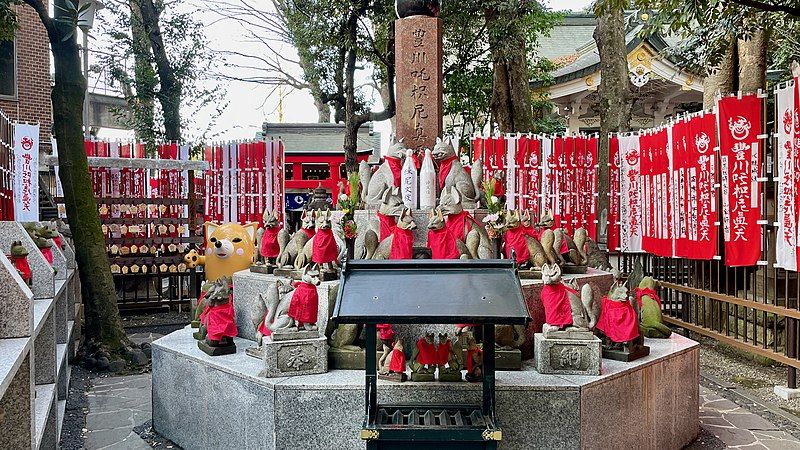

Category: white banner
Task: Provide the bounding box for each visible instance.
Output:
[13,123,40,222]
[619,134,643,252]
[776,82,797,270]
[51,138,66,219]
[505,135,516,210]
[540,136,553,216]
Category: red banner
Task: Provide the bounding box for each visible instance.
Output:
[717,94,763,266]
[608,136,620,251]
[688,112,718,260]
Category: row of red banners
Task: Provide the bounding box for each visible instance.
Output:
[610,93,765,266]
[470,134,599,239]
[81,140,285,229]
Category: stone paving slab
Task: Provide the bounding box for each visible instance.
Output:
[85,374,152,450]
[700,387,800,450]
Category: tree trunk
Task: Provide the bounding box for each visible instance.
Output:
[738,28,768,94]
[315,96,331,123]
[379,81,395,133]
[594,8,632,244]
[703,40,736,109]
[487,12,532,133]
[138,0,181,142]
[343,42,360,174]
[50,24,128,350]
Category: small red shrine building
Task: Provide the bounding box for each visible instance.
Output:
[261,122,381,214]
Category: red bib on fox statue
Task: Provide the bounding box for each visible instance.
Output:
[312,228,338,264]
[389,227,414,260]
[503,227,530,263]
[377,324,395,343]
[260,226,282,258]
[201,292,238,341]
[445,210,476,241]
[541,283,577,327]
[388,347,406,373]
[257,313,273,338]
[635,287,661,308]
[416,338,437,366]
[436,340,452,365]
[596,296,639,343]
[438,155,458,189]
[52,235,63,250]
[376,212,397,241]
[11,256,31,285]
[288,281,319,326]
[385,156,403,187]
[41,247,53,266]
[428,227,460,259]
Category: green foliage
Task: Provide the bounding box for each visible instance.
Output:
[0,0,19,41]
[441,0,562,134]
[98,0,226,154]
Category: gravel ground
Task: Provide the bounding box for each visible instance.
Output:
[684,427,727,450]
[134,419,181,449]
[59,365,92,450]
[696,334,800,419]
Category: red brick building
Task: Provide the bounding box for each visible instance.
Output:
[0,4,52,151]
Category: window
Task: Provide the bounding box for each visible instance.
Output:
[0,39,15,98]
[301,164,329,180]
[339,163,347,179]
[284,163,294,180]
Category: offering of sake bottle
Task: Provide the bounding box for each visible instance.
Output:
[401,149,418,209]
[419,148,437,209]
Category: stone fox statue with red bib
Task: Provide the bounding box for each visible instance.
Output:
[431,137,483,209]
[540,263,596,338]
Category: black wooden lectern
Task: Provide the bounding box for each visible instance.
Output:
[332,259,529,449]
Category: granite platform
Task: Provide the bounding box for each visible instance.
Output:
[152,327,699,450]
[231,268,616,362]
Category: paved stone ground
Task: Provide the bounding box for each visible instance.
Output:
[700,387,800,449]
[85,374,153,450]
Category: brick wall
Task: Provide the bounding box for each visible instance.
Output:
[0,4,52,152]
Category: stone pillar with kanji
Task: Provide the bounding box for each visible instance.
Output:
[395,15,443,153]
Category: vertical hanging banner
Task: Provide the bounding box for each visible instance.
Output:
[619,134,643,252]
[586,135,598,239]
[607,135,620,251]
[776,82,797,270]
[13,123,40,222]
[717,94,763,267]
[688,112,719,260]
[795,77,800,271]
[526,136,541,215]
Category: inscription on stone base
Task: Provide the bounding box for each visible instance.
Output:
[261,336,328,378]
[534,333,601,376]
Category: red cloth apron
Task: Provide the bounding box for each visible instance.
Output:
[436,340,451,365]
[389,228,414,260]
[202,293,238,341]
[596,296,639,343]
[52,235,63,250]
[11,256,31,284]
[437,155,458,189]
[492,177,505,197]
[388,347,406,373]
[41,247,53,266]
[635,287,661,309]
[416,338,437,366]
[288,281,319,325]
[428,227,460,259]
[302,228,316,239]
[260,226,281,258]
[377,324,395,342]
[386,156,403,187]
[376,212,397,241]
[522,226,540,239]
[445,210,475,241]
[540,283,577,327]
[503,227,530,263]
[466,347,483,373]
[257,315,273,337]
[312,228,338,264]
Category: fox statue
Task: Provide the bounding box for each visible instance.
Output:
[275,210,315,268]
[365,139,408,207]
[184,222,258,282]
[296,210,340,271]
[439,187,491,259]
[431,138,482,209]
[540,263,596,338]
[373,208,417,260]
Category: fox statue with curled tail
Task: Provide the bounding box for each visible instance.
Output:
[364,139,408,207]
[431,137,483,209]
[540,263,597,338]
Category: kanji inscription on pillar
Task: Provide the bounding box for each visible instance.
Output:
[396,16,443,152]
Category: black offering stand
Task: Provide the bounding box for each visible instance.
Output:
[333,260,529,450]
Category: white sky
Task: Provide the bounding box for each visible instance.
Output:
[95,0,595,150]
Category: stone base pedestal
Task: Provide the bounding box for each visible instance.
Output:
[495,348,521,370]
[534,333,601,376]
[410,371,435,382]
[602,344,650,362]
[197,340,236,357]
[261,336,328,378]
[774,385,800,400]
[249,263,275,274]
[328,347,365,369]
